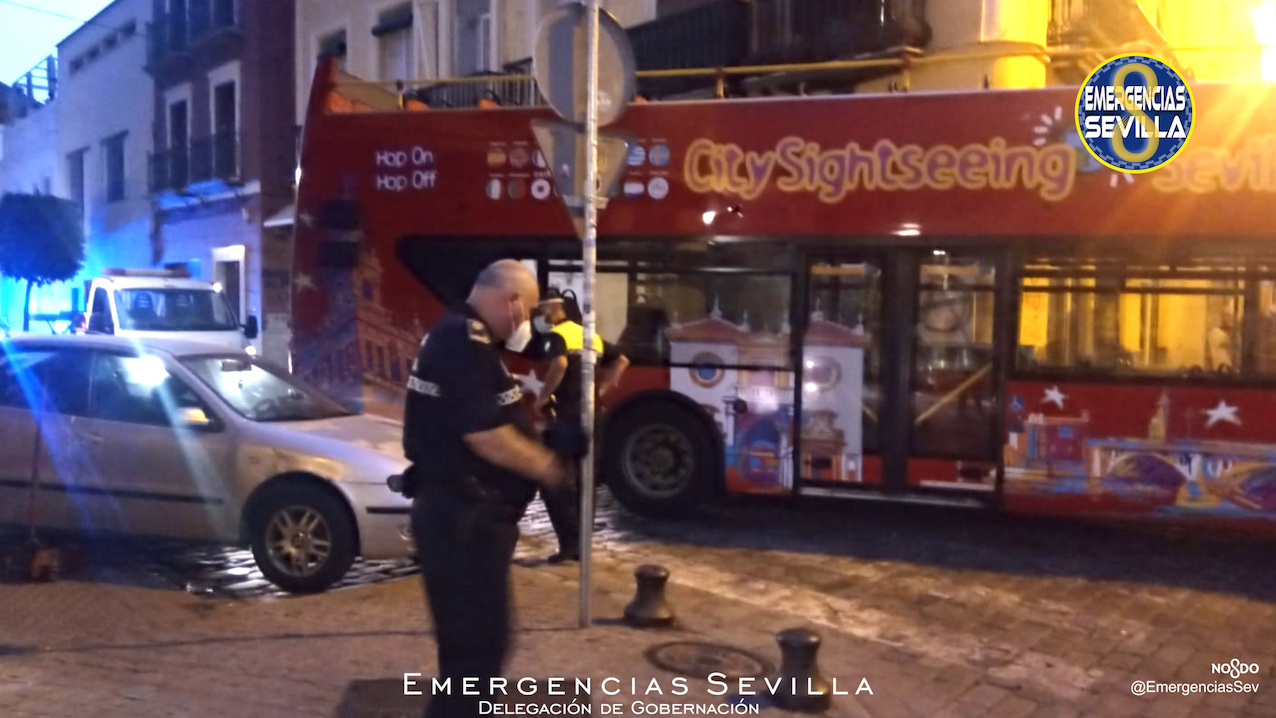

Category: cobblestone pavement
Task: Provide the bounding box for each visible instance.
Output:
[0,490,1273,717]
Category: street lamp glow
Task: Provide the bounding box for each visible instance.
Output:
[1255,1,1276,81]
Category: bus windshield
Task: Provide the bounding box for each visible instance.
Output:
[115,288,240,332]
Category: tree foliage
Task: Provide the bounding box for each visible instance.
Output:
[0,193,86,330]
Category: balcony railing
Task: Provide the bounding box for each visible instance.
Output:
[191,132,240,183]
[149,132,239,194]
[149,144,190,194]
[629,0,749,98]
[1047,0,1167,81]
[412,0,928,108]
[415,62,541,108]
[148,0,242,67]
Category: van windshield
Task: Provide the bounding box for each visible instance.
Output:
[115,288,240,332]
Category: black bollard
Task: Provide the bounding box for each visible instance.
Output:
[769,628,833,713]
[623,564,675,628]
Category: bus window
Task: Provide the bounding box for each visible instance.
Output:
[631,273,793,368]
[545,267,629,344]
[912,255,997,458]
[1255,280,1276,373]
[1018,264,1244,376]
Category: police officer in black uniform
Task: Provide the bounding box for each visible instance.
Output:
[399,259,575,718]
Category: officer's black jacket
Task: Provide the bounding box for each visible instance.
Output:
[403,305,538,507]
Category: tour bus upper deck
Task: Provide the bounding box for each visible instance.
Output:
[294,60,1276,529]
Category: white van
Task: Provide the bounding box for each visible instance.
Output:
[85,268,259,353]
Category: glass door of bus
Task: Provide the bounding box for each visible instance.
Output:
[797,257,885,491]
[797,250,1008,504]
[907,251,1006,500]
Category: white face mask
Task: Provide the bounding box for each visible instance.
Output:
[506,320,533,352]
[533,316,552,334]
[505,299,533,352]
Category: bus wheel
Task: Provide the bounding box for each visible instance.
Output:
[605,403,714,518]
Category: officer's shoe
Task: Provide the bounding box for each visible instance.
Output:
[546,550,579,565]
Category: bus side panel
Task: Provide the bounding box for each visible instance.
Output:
[1002,380,1276,528]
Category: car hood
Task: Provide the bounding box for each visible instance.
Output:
[269,414,406,461]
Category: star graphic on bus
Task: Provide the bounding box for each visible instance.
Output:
[1042,385,1067,408]
[513,373,544,395]
[1203,400,1241,428]
[294,273,316,292]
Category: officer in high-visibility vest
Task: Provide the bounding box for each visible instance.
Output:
[532,289,629,563]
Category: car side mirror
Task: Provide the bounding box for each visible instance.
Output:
[244,315,259,339]
[177,407,215,430]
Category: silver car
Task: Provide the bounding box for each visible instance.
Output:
[0,334,413,593]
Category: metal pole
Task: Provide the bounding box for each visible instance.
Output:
[578,0,601,630]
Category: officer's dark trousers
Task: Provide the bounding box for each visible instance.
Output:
[540,481,579,554]
[412,482,520,718]
[541,405,581,555]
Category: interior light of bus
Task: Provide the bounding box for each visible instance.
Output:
[212,282,223,293]
[933,249,947,256]
[295,165,302,186]
[245,345,257,356]
[805,360,815,369]
[803,382,819,393]
[702,211,717,225]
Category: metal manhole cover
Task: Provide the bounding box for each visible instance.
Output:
[644,641,774,681]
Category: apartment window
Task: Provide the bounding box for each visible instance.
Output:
[103,132,127,202]
[318,29,348,71]
[455,5,494,75]
[67,148,87,220]
[374,4,414,80]
[477,13,493,72]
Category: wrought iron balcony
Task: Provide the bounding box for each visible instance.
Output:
[147,10,189,66]
[1048,0,1168,82]
[149,132,238,194]
[414,63,541,109]
[149,144,190,194]
[412,0,929,108]
[147,0,242,69]
[190,131,240,184]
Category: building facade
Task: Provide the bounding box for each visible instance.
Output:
[301,0,1271,106]
[56,0,155,302]
[0,58,59,331]
[146,0,296,364]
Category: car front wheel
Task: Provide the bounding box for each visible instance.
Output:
[247,483,357,594]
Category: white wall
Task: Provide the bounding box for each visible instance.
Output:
[0,104,55,196]
[56,0,154,277]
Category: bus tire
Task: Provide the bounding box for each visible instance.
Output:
[604,402,715,518]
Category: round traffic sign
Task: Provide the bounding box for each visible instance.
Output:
[532,4,637,127]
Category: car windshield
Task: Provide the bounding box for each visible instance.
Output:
[182,355,354,422]
[115,288,240,332]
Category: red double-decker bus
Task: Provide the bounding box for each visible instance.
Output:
[294,60,1276,529]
